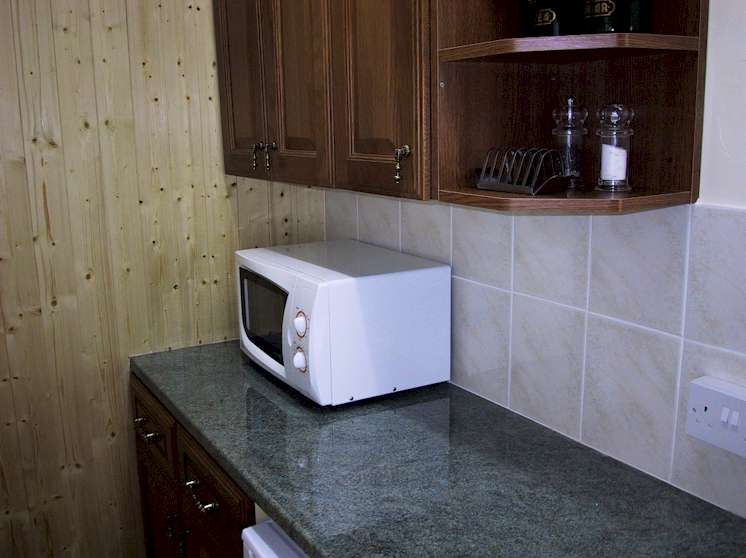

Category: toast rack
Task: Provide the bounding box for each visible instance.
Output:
[475,147,569,195]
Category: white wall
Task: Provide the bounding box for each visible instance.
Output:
[698,0,746,208]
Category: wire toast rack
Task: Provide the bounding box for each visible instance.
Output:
[475,147,569,195]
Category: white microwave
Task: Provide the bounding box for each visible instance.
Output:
[235,240,451,406]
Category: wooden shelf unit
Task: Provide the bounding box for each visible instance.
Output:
[439,33,700,63]
[432,0,709,215]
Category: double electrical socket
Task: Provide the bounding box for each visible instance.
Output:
[686,376,746,459]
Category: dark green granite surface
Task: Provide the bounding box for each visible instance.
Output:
[131,341,746,558]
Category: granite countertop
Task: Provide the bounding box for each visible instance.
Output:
[131,341,746,557]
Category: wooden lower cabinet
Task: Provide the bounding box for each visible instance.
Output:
[132,376,255,558]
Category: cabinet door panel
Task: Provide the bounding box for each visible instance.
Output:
[263,0,332,185]
[331,0,429,198]
[138,451,181,558]
[214,0,268,177]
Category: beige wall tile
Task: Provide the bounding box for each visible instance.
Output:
[583,316,680,478]
[325,190,357,241]
[452,207,512,289]
[514,216,589,308]
[358,194,400,250]
[685,206,746,353]
[401,200,451,264]
[590,206,688,334]
[510,295,585,438]
[452,278,510,406]
[671,342,746,518]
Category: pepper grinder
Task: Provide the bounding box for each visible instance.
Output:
[596,103,634,192]
[552,96,588,189]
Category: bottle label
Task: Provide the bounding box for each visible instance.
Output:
[535,8,557,27]
[585,0,616,19]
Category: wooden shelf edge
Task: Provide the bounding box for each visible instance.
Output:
[439,33,699,63]
[437,189,692,215]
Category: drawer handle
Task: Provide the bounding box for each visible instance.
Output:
[134,416,161,443]
[185,479,219,514]
[140,431,161,443]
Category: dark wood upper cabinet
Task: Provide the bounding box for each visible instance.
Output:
[214,0,268,178]
[213,0,430,198]
[331,0,430,198]
[262,0,333,186]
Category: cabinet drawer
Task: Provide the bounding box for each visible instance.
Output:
[177,427,254,550]
[131,376,177,477]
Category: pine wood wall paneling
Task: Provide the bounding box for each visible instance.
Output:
[0,3,30,553]
[10,0,80,553]
[196,0,238,342]
[49,0,130,554]
[89,0,150,362]
[0,0,326,555]
[270,182,295,245]
[237,176,272,249]
[293,185,325,243]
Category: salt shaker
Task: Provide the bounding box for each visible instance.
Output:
[552,96,588,189]
[596,103,634,192]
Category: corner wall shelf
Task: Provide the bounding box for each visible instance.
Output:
[438,188,693,215]
[438,33,700,63]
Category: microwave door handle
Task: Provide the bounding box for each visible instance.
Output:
[243,276,251,333]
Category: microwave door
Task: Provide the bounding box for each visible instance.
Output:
[240,267,290,378]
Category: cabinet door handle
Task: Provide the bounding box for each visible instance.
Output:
[134,417,161,443]
[184,479,220,514]
[251,142,265,171]
[263,141,277,172]
[139,431,161,443]
[394,145,411,184]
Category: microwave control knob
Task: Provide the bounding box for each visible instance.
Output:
[293,312,308,337]
[293,348,307,372]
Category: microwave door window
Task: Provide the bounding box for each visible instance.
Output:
[240,268,288,365]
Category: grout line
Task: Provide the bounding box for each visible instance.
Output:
[448,205,453,267]
[669,204,694,480]
[579,216,594,441]
[679,204,694,338]
[452,275,511,296]
[322,189,327,242]
[397,200,402,251]
[586,310,682,341]
[510,216,516,291]
[507,292,514,408]
[507,217,516,407]
[354,194,359,240]
[686,337,746,360]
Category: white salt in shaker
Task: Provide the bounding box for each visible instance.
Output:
[596,104,634,192]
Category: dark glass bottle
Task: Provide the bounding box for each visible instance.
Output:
[523,1,586,37]
[522,0,561,37]
[582,0,650,33]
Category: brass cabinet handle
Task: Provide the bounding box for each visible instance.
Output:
[184,479,219,514]
[263,141,277,172]
[251,142,265,171]
[394,145,411,184]
[133,417,147,425]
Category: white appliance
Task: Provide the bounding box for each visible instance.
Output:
[242,520,307,558]
[235,239,450,406]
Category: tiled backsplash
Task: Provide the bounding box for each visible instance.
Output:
[324,190,746,519]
